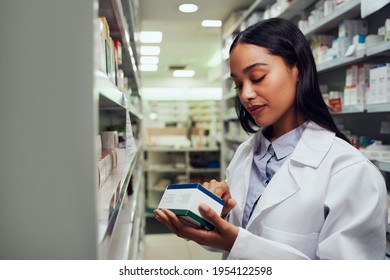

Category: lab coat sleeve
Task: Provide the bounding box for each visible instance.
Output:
[317,160,387,259]
[227,227,310,259]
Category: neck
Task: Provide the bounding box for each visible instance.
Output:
[270,113,306,142]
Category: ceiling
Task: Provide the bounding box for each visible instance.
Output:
[138,0,254,89]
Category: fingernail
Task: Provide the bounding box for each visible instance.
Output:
[199,203,209,212]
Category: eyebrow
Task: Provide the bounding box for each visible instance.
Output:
[230,62,268,78]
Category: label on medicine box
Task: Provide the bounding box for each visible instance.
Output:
[158,183,224,230]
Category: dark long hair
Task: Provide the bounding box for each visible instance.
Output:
[230,18,349,142]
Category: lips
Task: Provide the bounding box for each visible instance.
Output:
[248,104,266,115]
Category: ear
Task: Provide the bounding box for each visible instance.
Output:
[293,64,299,82]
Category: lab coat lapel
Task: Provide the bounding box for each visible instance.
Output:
[247,161,300,228]
[246,122,335,227]
[236,141,256,212]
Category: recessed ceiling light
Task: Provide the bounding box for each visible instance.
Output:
[149,112,158,120]
[178,3,198,13]
[201,20,222,27]
[140,64,158,72]
[173,70,195,77]
[140,46,160,55]
[140,31,163,43]
[140,56,159,64]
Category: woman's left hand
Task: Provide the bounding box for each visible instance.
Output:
[154,203,239,252]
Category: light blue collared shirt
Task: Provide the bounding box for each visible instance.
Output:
[242,122,308,228]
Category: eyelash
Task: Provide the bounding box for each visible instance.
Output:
[234,76,265,92]
[253,76,265,83]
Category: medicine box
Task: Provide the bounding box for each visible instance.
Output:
[368,64,390,104]
[158,183,224,230]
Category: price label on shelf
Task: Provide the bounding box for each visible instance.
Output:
[126,110,137,156]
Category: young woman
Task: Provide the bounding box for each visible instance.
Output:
[154,18,388,259]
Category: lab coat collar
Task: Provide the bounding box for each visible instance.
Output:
[245,121,335,229]
[290,121,335,168]
[248,121,333,167]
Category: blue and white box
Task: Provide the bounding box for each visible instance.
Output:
[158,183,224,230]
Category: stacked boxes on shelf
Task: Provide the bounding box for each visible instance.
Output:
[96,131,118,189]
[310,19,367,64]
[368,64,390,105]
[98,17,128,94]
[318,15,390,112]
[343,64,372,109]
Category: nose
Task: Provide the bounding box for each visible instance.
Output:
[240,83,256,102]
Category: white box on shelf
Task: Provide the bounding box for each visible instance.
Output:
[385,19,390,41]
[344,84,366,106]
[158,183,224,230]
[101,131,118,150]
[376,64,390,103]
[368,65,380,104]
[358,64,373,85]
[346,65,358,86]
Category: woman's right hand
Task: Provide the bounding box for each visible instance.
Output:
[202,179,236,218]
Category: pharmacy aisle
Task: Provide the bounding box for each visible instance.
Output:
[143,216,222,259]
[144,234,222,260]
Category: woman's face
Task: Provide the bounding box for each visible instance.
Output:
[230,43,300,136]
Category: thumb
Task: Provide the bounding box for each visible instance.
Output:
[199,203,224,229]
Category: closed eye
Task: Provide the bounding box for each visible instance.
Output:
[253,76,265,83]
[234,84,242,93]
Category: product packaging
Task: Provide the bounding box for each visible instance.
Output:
[369,64,390,104]
[158,183,224,230]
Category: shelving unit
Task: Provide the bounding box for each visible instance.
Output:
[144,147,221,209]
[0,0,143,260]
[301,0,361,37]
[143,100,221,130]
[94,0,145,260]
[96,68,144,259]
[220,0,390,170]
[220,0,390,253]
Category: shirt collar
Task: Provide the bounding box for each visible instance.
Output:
[255,122,308,160]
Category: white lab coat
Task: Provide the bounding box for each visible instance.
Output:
[223,121,387,259]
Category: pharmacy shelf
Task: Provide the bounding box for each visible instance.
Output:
[225,135,250,143]
[106,157,144,260]
[220,0,390,182]
[335,103,390,115]
[145,147,220,152]
[144,147,221,209]
[222,0,318,40]
[96,70,127,109]
[339,104,366,114]
[97,0,143,260]
[98,149,134,238]
[146,166,186,172]
[222,0,274,39]
[223,91,236,100]
[278,0,318,20]
[367,103,390,113]
[316,49,366,73]
[366,41,390,56]
[302,0,361,37]
[188,167,221,173]
[98,149,140,258]
[374,160,390,173]
[98,0,140,93]
[317,41,390,73]
[96,69,142,119]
